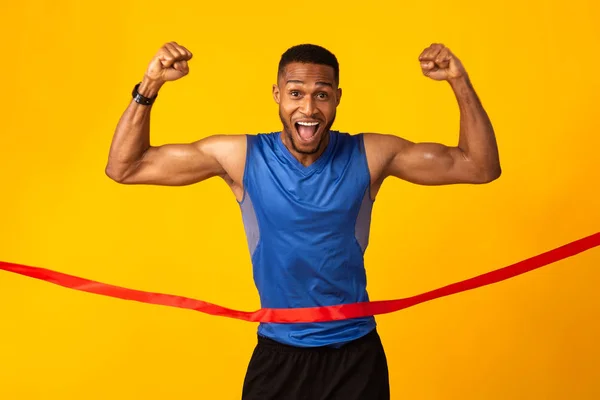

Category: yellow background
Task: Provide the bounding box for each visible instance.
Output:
[1,0,599,399]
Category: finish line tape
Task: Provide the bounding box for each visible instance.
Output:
[1,232,598,323]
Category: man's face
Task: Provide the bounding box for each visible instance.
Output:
[273,62,342,156]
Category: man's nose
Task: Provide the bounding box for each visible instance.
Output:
[300,97,317,116]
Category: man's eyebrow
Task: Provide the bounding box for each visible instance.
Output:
[286,79,334,88]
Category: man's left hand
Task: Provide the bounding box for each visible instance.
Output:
[419,43,467,81]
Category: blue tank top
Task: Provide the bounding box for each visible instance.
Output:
[239,130,377,347]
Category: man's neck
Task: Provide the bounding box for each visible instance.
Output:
[280,130,330,167]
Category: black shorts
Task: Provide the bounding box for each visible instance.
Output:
[241,328,390,400]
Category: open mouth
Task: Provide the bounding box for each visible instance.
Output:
[295,121,320,143]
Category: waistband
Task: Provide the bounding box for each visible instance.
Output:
[256,328,380,353]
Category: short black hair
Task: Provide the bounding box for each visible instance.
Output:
[278,44,339,85]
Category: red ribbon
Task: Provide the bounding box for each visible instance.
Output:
[1,232,598,323]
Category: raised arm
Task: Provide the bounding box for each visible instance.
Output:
[105,42,246,193]
[364,43,501,190]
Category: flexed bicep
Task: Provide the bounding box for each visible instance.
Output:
[363,133,491,187]
[107,134,246,187]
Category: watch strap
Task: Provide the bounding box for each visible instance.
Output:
[132,83,158,106]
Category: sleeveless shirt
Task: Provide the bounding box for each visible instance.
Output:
[239,130,377,347]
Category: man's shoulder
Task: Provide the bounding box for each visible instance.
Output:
[329,130,367,151]
[245,131,280,141]
[204,131,279,151]
[331,130,366,140]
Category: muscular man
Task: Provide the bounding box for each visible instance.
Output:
[105,42,500,399]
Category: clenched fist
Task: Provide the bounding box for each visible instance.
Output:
[419,43,466,81]
[145,42,193,84]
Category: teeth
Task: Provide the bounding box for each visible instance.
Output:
[297,121,319,126]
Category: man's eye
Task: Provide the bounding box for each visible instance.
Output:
[290,91,300,97]
[317,93,328,99]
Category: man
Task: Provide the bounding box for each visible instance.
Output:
[105,41,500,399]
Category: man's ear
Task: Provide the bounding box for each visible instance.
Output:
[273,84,280,104]
[336,87,342,106]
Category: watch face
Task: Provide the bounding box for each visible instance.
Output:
[135,94,151,105]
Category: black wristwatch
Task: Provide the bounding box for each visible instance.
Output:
[132,83,158,106]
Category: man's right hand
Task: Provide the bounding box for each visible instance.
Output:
[144,42,193,85]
